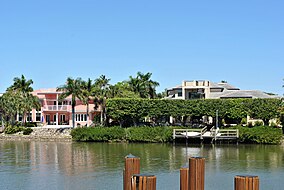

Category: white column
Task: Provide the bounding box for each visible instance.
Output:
[182,87,186,100]
[56,94,59,125]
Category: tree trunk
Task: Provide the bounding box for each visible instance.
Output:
[72,105,75,128]
[23,111,27,125]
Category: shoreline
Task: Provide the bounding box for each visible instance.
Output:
[0,127,72,142]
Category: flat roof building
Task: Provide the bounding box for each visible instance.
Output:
[166,80,279,100]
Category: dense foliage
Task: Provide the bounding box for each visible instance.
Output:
[237,126,283,144]
[71,126,173,142]
[70,127,126,142]
[106,98,282,127]
[71,125,282,144]
[4,125,33,135]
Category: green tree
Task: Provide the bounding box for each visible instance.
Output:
[108,82,139,98]
[81,78,95,127]
[57,77,84,128]
[239,99,281,126]
[127,72,159,98]
[7,75,39,124]
[93,75,111,125]
[0,91,22,125]
[7,74,33,94]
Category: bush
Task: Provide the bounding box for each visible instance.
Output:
[71,126,126,142]
[71,126,175,142]
[126,126,173,142]
[4,125,24,134]
[240,118,247,125]
[254,121,263,126]
[236,126,282,144]
[25,122,37,127]
[23,128,33,135]
[4,125,33,135]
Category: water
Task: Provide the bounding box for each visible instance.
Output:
[0,141,283,190]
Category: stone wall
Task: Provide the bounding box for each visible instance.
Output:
[0,128,72,141]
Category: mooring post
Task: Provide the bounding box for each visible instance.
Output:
[234,175,259,190]
[180,165,189,190]
[188,157,205,190]
[131,174,156,190]
[124,154,140,190]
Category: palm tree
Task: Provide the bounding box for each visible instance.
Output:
[57,77,83,128]
[140,72,160,99]
[7,75,37,124]
[128,76,143,97]
[128,72,160,99]
[81,78,95,127]
[8,74,33,94]
[94,75,111,125]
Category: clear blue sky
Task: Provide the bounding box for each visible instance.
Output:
[1,0,283,95]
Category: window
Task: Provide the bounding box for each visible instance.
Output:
[18,114,23,122]
[53,114,57,122]
[177,90,182,97]
[60,114,66,122]
[27,113,32,122]
[188,92,205,99]
[75,114,87,121]
[36,112,41,122]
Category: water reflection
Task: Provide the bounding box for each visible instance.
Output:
[0,141,284,189]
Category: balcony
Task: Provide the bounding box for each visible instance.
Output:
[43,105,69,111]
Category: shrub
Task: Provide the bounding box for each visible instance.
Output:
[71,126,126,142]
[25,122,37,127]
[126,126,173,143]
[23,128,33,135]
[237,126,282,144]
[240,118,247,125]
[254,121,263,126]
[4,125,25,134]
[71,126,175,142]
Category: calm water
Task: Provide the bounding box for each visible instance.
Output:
[0,141,283,190]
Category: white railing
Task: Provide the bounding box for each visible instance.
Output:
[43,105,68,111]
[173,126,207,140]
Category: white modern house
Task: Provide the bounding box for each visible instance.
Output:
[166,80,278,100]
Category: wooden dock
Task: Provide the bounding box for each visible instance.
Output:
[173,127,239,142]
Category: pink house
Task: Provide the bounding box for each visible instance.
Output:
[25,89,101,127]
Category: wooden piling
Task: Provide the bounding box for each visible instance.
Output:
[235,175,259,190]
[124,154,140,190]
[131,174,156,190]
[188,157,205,190]
[180,166,189,190]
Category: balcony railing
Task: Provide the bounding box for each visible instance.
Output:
[43,105,69,111]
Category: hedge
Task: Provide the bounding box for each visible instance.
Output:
[106,98,282,127]
[71,125,283,144]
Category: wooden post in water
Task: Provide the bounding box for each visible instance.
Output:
[180,166,189,190]
[188,157,205,190]
[131,174,156,190]
[124,154,140,190]
[235,175,259,190]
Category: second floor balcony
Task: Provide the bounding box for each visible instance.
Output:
[43,105,69,111]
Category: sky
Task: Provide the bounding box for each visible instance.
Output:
[0,0,283,95]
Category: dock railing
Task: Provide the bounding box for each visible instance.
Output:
[173,126,207,140]
[174,127,239,142]
[218,129,239,139]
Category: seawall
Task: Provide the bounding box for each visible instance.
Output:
[0,128,72,141]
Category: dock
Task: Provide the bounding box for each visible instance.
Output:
[173,127,239,143]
